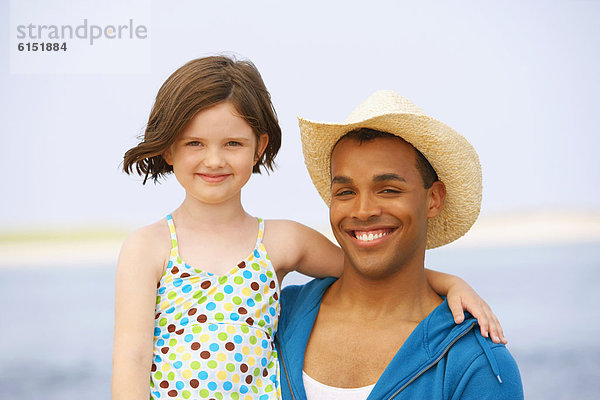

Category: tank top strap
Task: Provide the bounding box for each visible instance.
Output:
[254,217,265,248]
[166,214,179,250]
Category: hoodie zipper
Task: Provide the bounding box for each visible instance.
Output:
[386,322,475,399]
[275,333,296,400]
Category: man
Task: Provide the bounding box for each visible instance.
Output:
[275,91,523,399]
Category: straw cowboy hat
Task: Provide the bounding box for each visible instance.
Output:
[299,90,482,249]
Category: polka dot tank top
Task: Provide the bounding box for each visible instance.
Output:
[151,215,281,400]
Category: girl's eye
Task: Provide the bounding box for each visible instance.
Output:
[226,141,242,147]
[186,141,202,146]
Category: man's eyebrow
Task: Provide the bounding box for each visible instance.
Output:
[331,176,352,185]
[373,173,407,183]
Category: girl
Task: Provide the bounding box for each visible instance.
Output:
[112,56,504,400]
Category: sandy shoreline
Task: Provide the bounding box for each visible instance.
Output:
[1,211,598,268]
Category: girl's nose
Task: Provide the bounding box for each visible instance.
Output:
[203,148,226,168]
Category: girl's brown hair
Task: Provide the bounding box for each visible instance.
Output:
[123,56,282,183]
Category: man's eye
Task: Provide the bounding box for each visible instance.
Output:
[334,190,354,197]
[381,188,402,194]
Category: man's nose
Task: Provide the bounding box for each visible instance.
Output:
[352,193,382,220]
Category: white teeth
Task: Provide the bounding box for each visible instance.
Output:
[355,231,389,242]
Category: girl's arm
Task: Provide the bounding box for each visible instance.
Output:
[265,220,506,344]
[426,269,506,344]
[112,226,166,400]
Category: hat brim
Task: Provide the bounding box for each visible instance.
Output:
[299,112,482,249]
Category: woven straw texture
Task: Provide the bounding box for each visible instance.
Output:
[299,90,482,249]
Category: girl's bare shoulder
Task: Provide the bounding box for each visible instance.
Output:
[118,218,172,278]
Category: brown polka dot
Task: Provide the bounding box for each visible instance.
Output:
[263,368,269,377]
[171,266,179,274]
[200,351,211,359]
[238,261,246,269]
[167,324,176,333]
[269,280,276,289]
[191,342,201,350]
[190,379,199,389]
[168,390,178,397]
[160,380,169,388]
[155,312,162,320]
[197,314,207,323]
[180,272,190,278]
[161,347,169,354]
[245,375,253,384]
[238,307,247,315]
[151,364,157,372]
[273,292,279,301]
[201,280,211,289]
[246,317,254,326]
[225,342,235,351]
[156,281,161,288]
[240,363,248,373]
[175,329,184,335]
[188,308,197,316]
[250,282,260,291]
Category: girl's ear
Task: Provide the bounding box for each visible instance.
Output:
[426,180,446,218]
[254,133,269,165]
[163,149,173,166]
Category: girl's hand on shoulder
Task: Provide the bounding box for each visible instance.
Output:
[446,282,507,344]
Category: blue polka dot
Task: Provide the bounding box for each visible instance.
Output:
[182,284,192,293]
[270,307,276,316]
[198,371,208,380]
[254,249,260,258]
[208,381,217,391]
[176,381,184,390]
[157,339,165,346]
[206,302,216,311]
[224,381,233,391]
[209,324,218,332]
[166,260,173,270]
[259,274,267,283]
[152,390,161,398]
[210,343,219,351]
[270,374,277,384]
[158,286,166,295]
[230,313,240,321]
[173,278,183,287]
[262,339,269,349]
[264,315,270,324]
[234,353,243,362]
[184,334,193,342]
[243,270,253,279]
[180,317,189,326]
[174,361,182,369]
[161,333,170,339]
[154,328,161,336]
[240,385,248,394]
[261,357,267,366]
[165,306,175,314]
[260,395,269,400]
[154,355,162,363]
[247,299,255,307]
[224,285,233,294]
[234,335,243,344]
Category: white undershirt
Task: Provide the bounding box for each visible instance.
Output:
[302,371,375,400]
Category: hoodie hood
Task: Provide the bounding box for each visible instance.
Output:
[276,277,507,400]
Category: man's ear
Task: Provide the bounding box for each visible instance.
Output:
[163,148,173,166]
[426,181,446,218]
[254,133,269,165]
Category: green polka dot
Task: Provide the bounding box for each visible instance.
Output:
[218,276,228,284]
[182,390,191,399]
[218,332,227,340]
[169,338,177,346]
[197,296,208,304]
[241,325,249,334]
[191,361,201,369]
[267,361,275,368]
[251,385,259,393]
[232,296,242,305]
[249,336,257,345]
[167,371,175,380]
[174,312,182,320]
[156,296,161,304]
[200,389,209,398]
[269,297,274,305]
[231,393,239,400]
[169,353,176,361]
[214,293,224,301]
[154,371,162,380]
[255,294,262,302]
[192,326,202,333]
[234,276,243,284]
[171,239,177,248]
[159,318,167,326]
[194,268,202,274]
[252,263,260,271]
[258,320,266,327]
[265,384,273,392]
[215,394,223,400]
[253,367,260,376]
[215,313,224,322]
[177,256,182,264]
[168,291,177,300]
[226,363,235,372]
[192,290,202,299]
[207,360,217,369]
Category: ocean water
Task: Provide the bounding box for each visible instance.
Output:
[0,242,598,399]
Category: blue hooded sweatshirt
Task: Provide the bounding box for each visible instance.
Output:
[275,277,523,400]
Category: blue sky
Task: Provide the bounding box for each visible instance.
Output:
[1,0,599,232]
